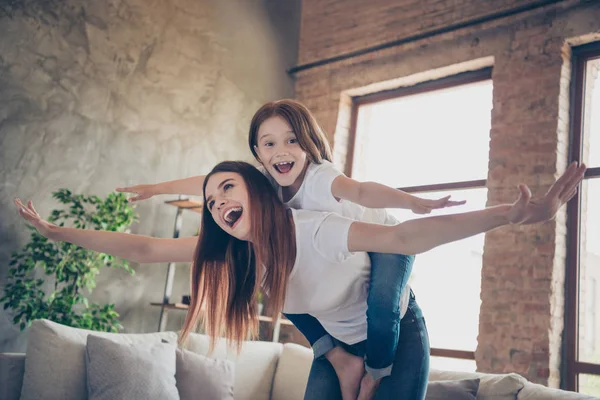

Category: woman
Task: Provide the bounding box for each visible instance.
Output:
[14,161,586,400]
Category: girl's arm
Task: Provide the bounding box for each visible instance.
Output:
[331,175,465,214]
[14,199,197,263]
[116,175,206,202]
[346,162,586,255]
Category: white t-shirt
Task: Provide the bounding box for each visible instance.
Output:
[283,209,373,344]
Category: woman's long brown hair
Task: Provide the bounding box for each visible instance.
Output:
[249,99,333,164]
[179,161,296,352]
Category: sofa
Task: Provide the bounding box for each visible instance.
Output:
[0,319,597,400]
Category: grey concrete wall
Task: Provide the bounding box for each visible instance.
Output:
[0,0,300,352]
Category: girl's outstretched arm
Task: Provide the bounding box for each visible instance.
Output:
[116,175,206,202]
[14,199,197,263]
[331,175,465,214]
[346,162,586,255]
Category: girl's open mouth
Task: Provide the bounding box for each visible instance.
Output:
[273,161,294,174]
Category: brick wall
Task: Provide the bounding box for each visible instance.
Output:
[293,0,600,386]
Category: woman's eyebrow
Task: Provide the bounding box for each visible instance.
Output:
[205,178,234,207]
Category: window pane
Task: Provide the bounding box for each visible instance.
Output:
[579,374,600,397]
[585,58,600,167]
[352,80,492,187]
[389,188,487,352]
[430,357,477,373]
[579,179,600,364]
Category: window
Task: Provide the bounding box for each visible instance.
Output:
[348,69,493,371]
[566,42,600,395]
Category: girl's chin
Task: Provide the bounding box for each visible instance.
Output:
[273,173,298,186]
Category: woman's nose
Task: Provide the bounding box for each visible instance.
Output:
[216,198,227,209]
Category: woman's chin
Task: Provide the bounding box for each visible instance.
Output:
[225,224,251,242]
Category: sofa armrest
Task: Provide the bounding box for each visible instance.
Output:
[0,353,25,400]
[518,382,598,400]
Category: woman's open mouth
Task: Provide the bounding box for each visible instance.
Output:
[273,161,294,174]
[223,207,243,228]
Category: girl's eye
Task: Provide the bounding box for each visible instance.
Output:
[264,142,273,147]
[289,138,298,144]
[224,183,233,191]
[208,200,215,209]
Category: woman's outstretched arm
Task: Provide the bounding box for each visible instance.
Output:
[14,199,197,263]
[347,162,586,255]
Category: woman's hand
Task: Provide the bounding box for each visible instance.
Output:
[506,162,586,225]
[14,198,59,240]
[410,195,466,214]
[115,184,157,202]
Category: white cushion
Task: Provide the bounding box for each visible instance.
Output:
[184,333,283,400]
[429,369,526,400]
[19,319,177,400]
[271,343,313,400]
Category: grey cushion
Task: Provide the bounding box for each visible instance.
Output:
[429,369,526,399]
[426,378,480,400]
[86,335,179,400]
[175,347,235,400]
[19,319,177,400]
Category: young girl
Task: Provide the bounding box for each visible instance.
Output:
[15,160,585,400]
[116,99,466,399]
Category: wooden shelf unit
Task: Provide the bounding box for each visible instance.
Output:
[150,302,294,326]
[154,196,203,333]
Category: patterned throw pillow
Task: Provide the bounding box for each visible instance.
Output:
[86,335,179,400]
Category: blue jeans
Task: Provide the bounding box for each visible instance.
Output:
[303,296,430,400]
[284,253,415,379]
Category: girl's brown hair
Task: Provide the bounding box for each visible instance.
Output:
[179,161,296,351]
[249,99,333,164]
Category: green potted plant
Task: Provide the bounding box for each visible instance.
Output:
[1,189,138,333]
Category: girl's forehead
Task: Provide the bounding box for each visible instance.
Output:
[258,116,293,137]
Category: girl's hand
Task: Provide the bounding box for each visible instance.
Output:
[507,162,586,225]
[115,184,156,202]
[14,198,59,240]
[410,195,467,214]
